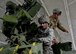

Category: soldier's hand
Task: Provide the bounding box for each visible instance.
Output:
[52,38,59,45]
[65,30,69,33]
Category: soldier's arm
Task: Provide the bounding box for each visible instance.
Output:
[49,28,55,45]
[57,21,68,33]
[49,28,60,45]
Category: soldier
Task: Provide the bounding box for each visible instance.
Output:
[49,8,68,41]
[36,16,55,54]
[49,8,68,32]
[48,8,70,54]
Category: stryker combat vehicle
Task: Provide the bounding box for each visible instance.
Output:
[0,0,43,54]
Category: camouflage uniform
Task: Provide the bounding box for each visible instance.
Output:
[49,16,67,32]
[49,8,68,41]
[37,16,54,54]
[37,27,54,54]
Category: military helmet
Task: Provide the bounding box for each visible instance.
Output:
[53,8,62,15]
[38,15,49,24]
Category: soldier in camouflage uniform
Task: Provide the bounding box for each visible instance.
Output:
[48,8,69,54]
[36,16,55,54]
[49,8,68,41]
[49,8,68,32]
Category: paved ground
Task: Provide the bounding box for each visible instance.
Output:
[62,50,76,54]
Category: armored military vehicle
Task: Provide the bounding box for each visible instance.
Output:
[0,0,43,54]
